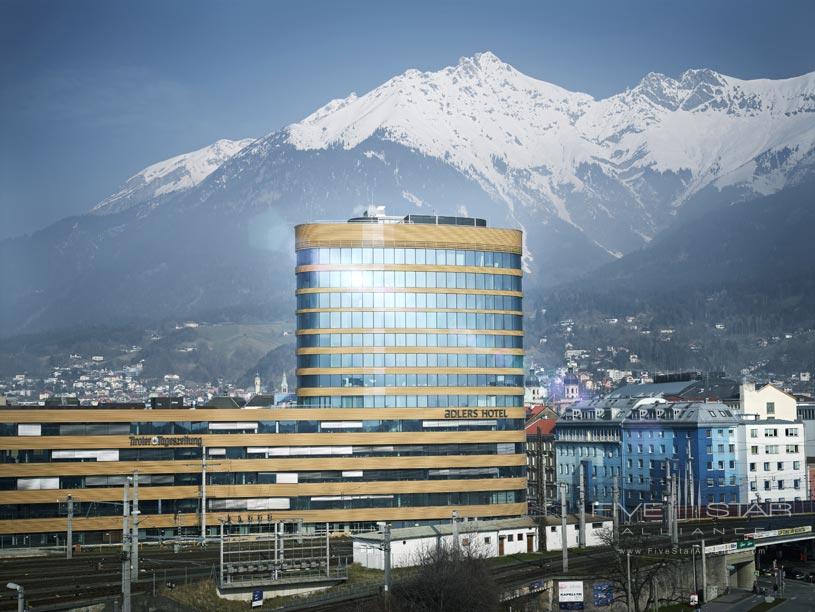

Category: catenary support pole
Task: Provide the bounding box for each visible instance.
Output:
[451,510,460,552]
[612,473,620,542]
[578,464,586,548]
[219,521,224,588]
[687,438,695,518]
[626,550,633,612]
[66,494,74,560]
[131,472,139,580]
[201,446,207,541]
[701,539,707,604]
[383,523,391,594]
[560,482,568,572]
[121,479,131,612]
[672,470,679,545]
[664,460,672,535]
[325,522,330,577]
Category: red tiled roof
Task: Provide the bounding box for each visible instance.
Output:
[525,417,556,437]
[527,404,547,415]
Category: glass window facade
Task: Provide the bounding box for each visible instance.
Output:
[294,219,526,521]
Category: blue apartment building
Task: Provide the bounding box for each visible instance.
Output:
[555,398,740,510]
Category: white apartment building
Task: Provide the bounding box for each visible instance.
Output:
[738,418,807,503]
[739,381,797,419]
[736,380,807,503]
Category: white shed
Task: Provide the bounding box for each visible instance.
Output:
[542,514,613,552]
[353,517,538,569]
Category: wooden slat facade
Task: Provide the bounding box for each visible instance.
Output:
[294,223,523,254]
[0,407,525,424]
[0,477,525,504]
[0,503,528,535]
[0,454,527,478]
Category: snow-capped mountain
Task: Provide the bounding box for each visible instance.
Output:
[288,52,815,255]
[90,138,255,216]
[1,52,814,336]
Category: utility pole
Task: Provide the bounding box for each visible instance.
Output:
[664,460,672,536]
[560,482,568,572]
[578,464,586,548]
[700,539,707,604]
[451,510,460,552]
[776,565,785,597]
[131,472,139,581]
[66,494,74,560]
[654,575,659,612]
[201,446,207,542]
[218,521,224,589]
[687,439,695,519]
[677,467,683,520]
[671,470,679,545]
[626,550,633,612]
[382,523,391,594]
[325,522,330,578]
[612,473,620,542]
[121,479,131,612]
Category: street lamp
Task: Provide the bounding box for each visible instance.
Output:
[6,582,24,612]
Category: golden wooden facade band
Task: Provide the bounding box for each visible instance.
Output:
[295,367,524,376]
[296,264,522,276]
[295,223,523,254]
[0,430,525,450]
[296,308,522,315]
[0,454,527,478]
[296,386,524,397]
[0,503,529,535]
[297,346,524,355]
[296,328,523,336]
[0,477,526,505]
[297,287,522,297]
[0,407,525,424]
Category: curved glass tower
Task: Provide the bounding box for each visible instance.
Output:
[295,212,526,526]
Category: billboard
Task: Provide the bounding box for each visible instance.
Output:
[559,580,584,610]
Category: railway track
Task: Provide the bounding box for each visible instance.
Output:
[1,515,810,611]
[0,541,352,611]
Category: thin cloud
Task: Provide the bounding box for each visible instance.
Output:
[2,64,192,130]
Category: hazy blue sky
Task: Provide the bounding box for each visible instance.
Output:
[1,0,813,240]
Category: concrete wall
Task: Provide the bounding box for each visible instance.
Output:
[505,549,755,611]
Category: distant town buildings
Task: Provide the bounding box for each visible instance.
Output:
[549,374,809,510]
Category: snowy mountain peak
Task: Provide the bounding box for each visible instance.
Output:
[91,137,255,215]
[287,51,591,180]
[455,50,511,74]
[679,67,725,88]
[285,54,814,252]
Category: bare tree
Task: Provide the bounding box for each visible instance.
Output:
[371,542,498,612]
[594,528,686,612]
